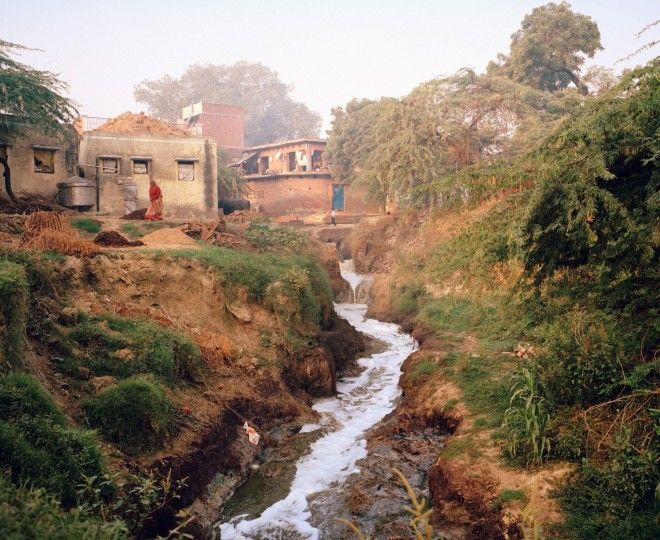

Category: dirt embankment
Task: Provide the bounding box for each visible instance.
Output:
[20,248,365,537]
[343,210,563,539]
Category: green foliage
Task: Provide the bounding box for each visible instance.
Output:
[0,261,28,370]
[171,246,333,328]
[0,39,77,142]
[555,450,659,540]
[245,220,306,250]
[488,2,602,94]
[537,310,623,407]
[71,218,101,234]
[0,473,127,540]
[84,376,177,455]
[395,280,426,315]
[66,314,203,385]
[0,374,106,507]
[118,221,174,239]
[77,470,188,537]
[490,489,527,511]
[408,359,440,381]
[0,372,66,424]
[502,366,551,466]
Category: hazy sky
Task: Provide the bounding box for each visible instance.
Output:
[4,1,659,131]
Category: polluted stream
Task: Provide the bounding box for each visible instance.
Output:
[219,261,417,539]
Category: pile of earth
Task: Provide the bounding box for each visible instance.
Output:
[93,230,145,247]
[95,112,188,137]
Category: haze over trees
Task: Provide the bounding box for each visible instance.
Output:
[134,62,321,146]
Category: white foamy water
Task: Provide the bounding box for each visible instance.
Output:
[219,272,417,539]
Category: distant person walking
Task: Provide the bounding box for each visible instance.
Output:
[331,209,337,226]
[145,179,163,221]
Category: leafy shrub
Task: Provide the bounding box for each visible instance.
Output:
[245,220,306,250]
[0,374,106,507]
[171,246,333,327]
[0,372,66,424]
[555,450,659,540]
[71,217,101,234]
[0,261,28,370]
[0,473,127,539]
[490,488,527,511]
[67,315,202,385]
[538,310,623,407]
[546,407,586,461]
[502,366,551,466]
[84,376,177,454]
[395,280,427,315]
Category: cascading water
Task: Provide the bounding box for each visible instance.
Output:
[219,265,416,539]
[339,259,373,304]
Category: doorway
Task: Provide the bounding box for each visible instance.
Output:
[332,185,345,211]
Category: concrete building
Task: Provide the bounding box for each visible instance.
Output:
[79,132,218,219]
[233,139,378,215]
[0,127,77,200]
[181,102,245,159]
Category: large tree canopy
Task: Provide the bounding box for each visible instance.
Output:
[488,2,602,94]
[0,39,77,201]
[326,70,574,208]
[0,39,77,142]
[134,62,321,146]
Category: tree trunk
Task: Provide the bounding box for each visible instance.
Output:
[0,156,16,203]
[564,69,589,96]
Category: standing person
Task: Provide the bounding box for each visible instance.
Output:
[331,209,337,226]
[145,179,163,221]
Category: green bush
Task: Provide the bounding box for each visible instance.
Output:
[245,220,306,250]
[84,376,177,454]
[538,310,623,407]
[395,280,427,315]
[0,373,66,424]
[0,261,28,370]
[171,246,333,327]
[0,473,127,540]
[0,374,106,507]
[71,217,101,234]
[555,452,659,540]
[67,314,203,385]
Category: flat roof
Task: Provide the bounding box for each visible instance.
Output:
[245,138,327,151]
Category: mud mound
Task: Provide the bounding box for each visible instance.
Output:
[0,195,68,215]
[93,230,144,247]
[95,112,188,137]
[140,227,196,246]
[122,208,147,220]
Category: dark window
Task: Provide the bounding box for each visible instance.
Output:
[34,149,55,174]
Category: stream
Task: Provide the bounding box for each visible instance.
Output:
[219,262,417,539]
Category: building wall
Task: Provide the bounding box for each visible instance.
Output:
[246,175,379,215]
[184,103,245,158]
[79,134,218,219]
[251,141,327,174]
[0,128,75,199]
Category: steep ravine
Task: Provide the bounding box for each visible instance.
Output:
[216,264,418,539]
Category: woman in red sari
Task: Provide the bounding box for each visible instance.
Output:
[145,179,163,221]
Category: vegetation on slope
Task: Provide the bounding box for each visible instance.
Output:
[342,58,659,538]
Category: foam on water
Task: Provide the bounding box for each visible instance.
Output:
[219,299,417,539]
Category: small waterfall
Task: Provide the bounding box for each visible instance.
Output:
[338,259,372,304]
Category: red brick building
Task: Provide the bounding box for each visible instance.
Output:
[181,102,245,158]
[233,139,378,215]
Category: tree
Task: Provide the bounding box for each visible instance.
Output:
[134,62,321,146]
[488,2,602,95]
[0,39,77,201]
